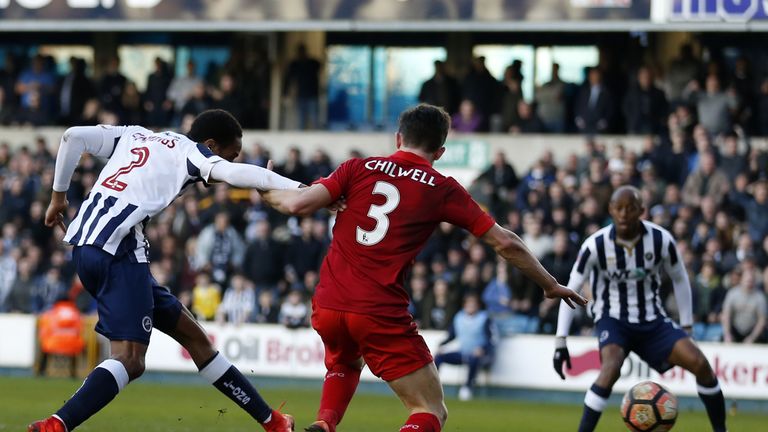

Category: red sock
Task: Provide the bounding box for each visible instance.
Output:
[317,364,361,429]
[400,413,441,432]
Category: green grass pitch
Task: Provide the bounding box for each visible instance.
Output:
[0,376,764,431]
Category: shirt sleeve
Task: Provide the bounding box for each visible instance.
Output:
[441,178,495,237]
[186,142,225,183]
[52,125,129,192]
[663,232,694,327]
[314,159,357,201]
[556,241,596,337]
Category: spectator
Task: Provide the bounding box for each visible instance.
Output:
[6,258,34,313]
[279,289,308,328]
[757,78,768,136]
[15,54,55,116]
[742,181,768,243]
[33,267,66,313]
[0,54,19,110]
[243,220,284,288]
[253,290,279,324]
[212,73,246,125]
[120,81,143,125]
[195,212,245,285]
[422,278,456,330]
[535,63,566,133]
[191,272,221,321]
[718,133,747,182]
[682,151,730,207]
[477,151,519,217]
[509,100,544,134]
[98,56,126,115]
[180,82,212,121]
[14,90,50,126]
[36,295,85,377]
[462,56,500,123]
[435,294,495,401]
[721,266,767,343]
[283,43,321,130]
[482,261,513,334]
[144,57,172,127]
[499,76,522,133]
[452,99,483,133]
[276,147,310,186]
[684,74,738,137]
[0,87,14,125]
[285,217,324,281]
[216,273,255,325]
[58,57,94,125]
[575,68,613,135]
[623,66,668,134]
[664,44,701,103]
[418,60,460,115]
[306,149,334,182]
[167,60,201,116]
[0,243,16,311]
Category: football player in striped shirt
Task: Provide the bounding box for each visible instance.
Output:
[553,186,726,432]
[30,110,297,432]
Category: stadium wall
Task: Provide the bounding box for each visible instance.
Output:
[2,316,767,400]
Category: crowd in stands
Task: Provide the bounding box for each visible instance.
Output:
[0,108,766,344]
[0,48,277,130]
[422,44,768,137]
[4,42,768,137]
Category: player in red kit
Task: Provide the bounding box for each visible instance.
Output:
[262,104,587,432]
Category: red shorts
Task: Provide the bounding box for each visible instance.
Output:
[311,304,433,382]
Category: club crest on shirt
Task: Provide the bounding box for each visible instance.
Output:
[599,330,610,343]
[645,252,654,261]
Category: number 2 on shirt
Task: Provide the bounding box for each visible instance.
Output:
[102,147,150,192]
[356,181,400,246]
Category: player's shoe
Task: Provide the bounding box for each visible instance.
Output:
[27,416,67,432]
[304,420,334,432]
[263,409,295,432]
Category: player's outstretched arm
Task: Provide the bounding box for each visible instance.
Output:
[208,160,302,191]
[261,183,335,216]
[480,224,587,309]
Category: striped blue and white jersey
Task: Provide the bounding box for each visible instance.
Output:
[565,220,693,327]
[62,125,223,263]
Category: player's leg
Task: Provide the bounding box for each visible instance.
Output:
[388,363,447,432]
[433,351,463,369]
[156,286,293,431]
[578,317,629,432]
[306,305,364,432]
[668,337,726,432]
[32,246,152,432]
[348,312,444,431]
[578,343,625,432]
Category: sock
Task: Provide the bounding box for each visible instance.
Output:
[199,352,272,424]
[579,384,611,432]
[698,379,727,432]
[317,364,362,428]
[400,412,441,432]
[55,359,129,430]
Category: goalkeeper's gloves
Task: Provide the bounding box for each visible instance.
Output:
[553,336,571,380]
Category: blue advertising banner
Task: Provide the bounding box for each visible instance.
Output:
[668,0,768,21]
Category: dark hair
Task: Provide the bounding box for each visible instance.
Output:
[187,109,242,147]
[397,104,450,153]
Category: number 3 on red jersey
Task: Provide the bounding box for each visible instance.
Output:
[356,181,400,246]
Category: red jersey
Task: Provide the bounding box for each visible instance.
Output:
[314,150,495,317]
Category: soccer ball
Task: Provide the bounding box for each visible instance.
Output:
[620,381,678,431]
